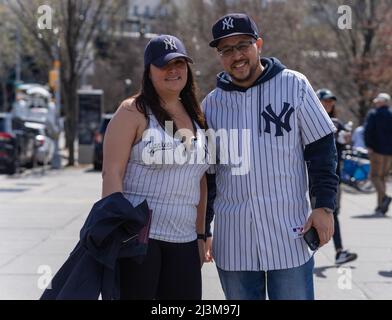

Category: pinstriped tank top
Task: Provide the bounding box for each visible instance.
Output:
[122,112,210,243]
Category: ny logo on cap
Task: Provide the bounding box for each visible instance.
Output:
[164,37,177,50]
[222,17,234,30]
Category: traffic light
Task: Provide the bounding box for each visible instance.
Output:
[49,60,60,91]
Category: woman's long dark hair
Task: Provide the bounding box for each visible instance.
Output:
[133,63,206,132]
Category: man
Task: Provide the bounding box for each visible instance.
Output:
[316,89,358,265]
[352,125,365,149]
[202,13,339,300]
[364,93,392,215]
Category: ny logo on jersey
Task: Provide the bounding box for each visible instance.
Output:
[163,37,177,50]
[222,17,234,30]
[261,102,294,137]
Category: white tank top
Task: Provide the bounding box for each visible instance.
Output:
[122,112,209,243]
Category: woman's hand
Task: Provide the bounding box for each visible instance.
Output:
[205,237,213,262]
[197,239,206,268]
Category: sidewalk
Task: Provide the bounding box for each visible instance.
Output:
[0,167,391,300]
[311,183,392,300]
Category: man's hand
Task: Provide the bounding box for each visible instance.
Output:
[303,208,334,247]
[205,237,214,262]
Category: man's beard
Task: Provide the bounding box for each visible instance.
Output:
[229,61,258,85]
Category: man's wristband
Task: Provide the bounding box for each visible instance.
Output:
[197,233,206,241]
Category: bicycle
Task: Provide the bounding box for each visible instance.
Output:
[340,147,375,193]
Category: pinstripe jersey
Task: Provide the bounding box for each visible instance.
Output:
[202,58,336,271]
[122,112,209,243]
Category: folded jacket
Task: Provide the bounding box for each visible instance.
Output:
[40,192,151,300]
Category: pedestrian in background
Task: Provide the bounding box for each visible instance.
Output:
[364,93,392,215]
[316,89,358,265]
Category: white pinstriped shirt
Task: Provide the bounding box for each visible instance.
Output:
[122,113,209,243]
[202,65,336,271]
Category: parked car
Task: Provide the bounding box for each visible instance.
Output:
[93,113,113,170]
[24,121,55,165]
[13,83,52,122]
[0,113,36,174]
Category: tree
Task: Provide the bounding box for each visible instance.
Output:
[91,36,147,113]
[304,0,392,123]
[7,0,127,165]
[0,3,18,112]
[156,0,318,98]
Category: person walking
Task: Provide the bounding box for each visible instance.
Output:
[364,93,392,215]
[316,89,358,265]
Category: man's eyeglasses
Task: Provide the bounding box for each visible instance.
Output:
[217,40,256,58]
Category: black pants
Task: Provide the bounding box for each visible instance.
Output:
[332,210,342,251]
[332,185,343,251]
[119,239,201,300]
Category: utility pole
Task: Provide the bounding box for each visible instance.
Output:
[51,41,62,169]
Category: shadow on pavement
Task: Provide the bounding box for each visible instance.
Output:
[0,188,29,193]
[314,265,336,278]
[15,182,43,187]
[351,213,391,219]
[314,265,356,279]
[378,270,392,278]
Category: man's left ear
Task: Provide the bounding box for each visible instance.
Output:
[256,38,263,50]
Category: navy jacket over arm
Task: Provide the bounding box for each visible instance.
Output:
[304,133,339,210]
[40,192,150,300]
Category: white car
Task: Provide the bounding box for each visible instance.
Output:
[23,121,55,165]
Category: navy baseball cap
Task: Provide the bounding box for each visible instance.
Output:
[316,88,337,101]
[209,13,259,47]
[144,34,193,68]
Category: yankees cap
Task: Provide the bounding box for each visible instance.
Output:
[316,88,337,101]
[144,34,193,68]
[209,13,259,47]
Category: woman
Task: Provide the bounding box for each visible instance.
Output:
[102,35,209,299]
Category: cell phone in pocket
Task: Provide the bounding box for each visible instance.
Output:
[303,227,320,251]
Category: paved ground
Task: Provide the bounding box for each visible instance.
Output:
[0,166,391,300]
